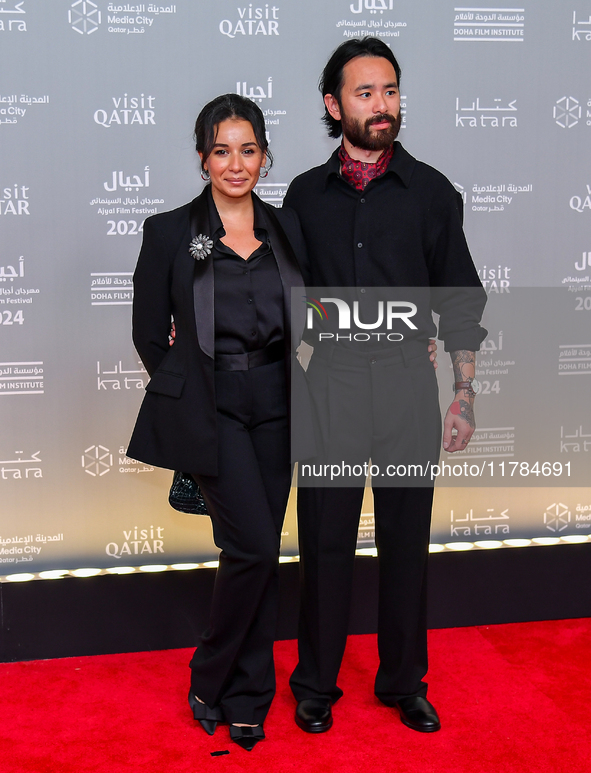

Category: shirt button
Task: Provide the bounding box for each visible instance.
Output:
[250,330,256,337]
[357,242,363,248]
[247,298,253,304]
[370,358,377,365]
[360,288,366,294]
[243,269,248,275]
[360,198,366,204]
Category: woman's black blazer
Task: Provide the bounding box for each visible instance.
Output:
[127,187,311,475]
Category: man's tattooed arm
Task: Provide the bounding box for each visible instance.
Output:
[451,349,475,385]
[443,350,477,450]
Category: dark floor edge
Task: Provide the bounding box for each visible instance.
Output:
[1,544,590,662]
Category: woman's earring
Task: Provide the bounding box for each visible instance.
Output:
[201,169,210,181]
[259,166,269,179]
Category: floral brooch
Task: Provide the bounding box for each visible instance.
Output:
[189,234,213,260]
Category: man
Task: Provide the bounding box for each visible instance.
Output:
[285,38,486,734]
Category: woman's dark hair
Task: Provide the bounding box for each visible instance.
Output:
[194,93,272,171]
[319,37,402,139]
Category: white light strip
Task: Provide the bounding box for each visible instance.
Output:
[71,568,102,578]
[38,570,70,580]
[1,535,588,582]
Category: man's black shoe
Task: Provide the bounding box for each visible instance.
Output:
[295,699,333,733]
[395,696,441,732]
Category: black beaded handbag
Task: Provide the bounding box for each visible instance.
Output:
[168,471,209,515]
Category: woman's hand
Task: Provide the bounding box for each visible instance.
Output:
[169,321,176,346]
[428,338,438,369]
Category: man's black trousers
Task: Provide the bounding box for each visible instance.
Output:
[291,343,440,705]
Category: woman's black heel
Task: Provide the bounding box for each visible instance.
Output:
[188,691,223,736]
[229,725,265,751]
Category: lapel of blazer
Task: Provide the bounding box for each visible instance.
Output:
[189,189,215,360]
[253,195,306,352]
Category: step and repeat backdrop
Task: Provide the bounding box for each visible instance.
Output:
[1,0,590,574]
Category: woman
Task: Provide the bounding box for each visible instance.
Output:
[128,94,438,751]
[128,94,310,750]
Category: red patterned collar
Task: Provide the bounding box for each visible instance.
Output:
[338,143,394,191]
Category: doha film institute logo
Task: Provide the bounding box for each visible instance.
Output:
[544,502,571,533]
[554,96,581,128]
[69,1,101,35]
[82,445,113,477]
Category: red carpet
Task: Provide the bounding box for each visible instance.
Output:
[1,619,590,773]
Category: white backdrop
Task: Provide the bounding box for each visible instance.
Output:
[1,0,590,575]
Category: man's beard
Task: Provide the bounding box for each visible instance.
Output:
[341,110,401,151]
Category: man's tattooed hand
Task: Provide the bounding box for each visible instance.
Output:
[456,398,475,429]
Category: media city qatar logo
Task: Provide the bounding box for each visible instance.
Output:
[453,182,467,204]
[82,445,113,476]
[544,502,570,533]
[69,0,101,35]
[554,96,581,128]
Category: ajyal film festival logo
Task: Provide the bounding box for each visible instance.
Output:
[554,96,581,129]
[82,445,113,476]
[69,0,101,35]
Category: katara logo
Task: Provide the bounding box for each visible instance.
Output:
[69,1,101,35]
[82,445,113,476]
[554,96,581,128]
[544,502,570,532]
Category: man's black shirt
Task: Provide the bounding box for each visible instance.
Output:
[284,142,487,352]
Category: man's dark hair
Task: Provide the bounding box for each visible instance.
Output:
[319,37,402,138]
[194,93,273,171]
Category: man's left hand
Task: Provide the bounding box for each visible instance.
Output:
[442,394,475,452]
